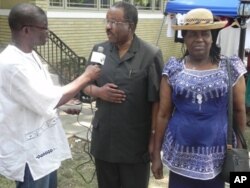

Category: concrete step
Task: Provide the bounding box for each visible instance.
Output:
[39,58,61,86]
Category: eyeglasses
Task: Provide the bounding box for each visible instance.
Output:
[22,25,49,31]
[104,19,130,27]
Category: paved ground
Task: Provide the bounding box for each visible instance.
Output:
[59,103,94,140]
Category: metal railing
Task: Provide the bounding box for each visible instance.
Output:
[35,30,92,103]
[35,30,86,85]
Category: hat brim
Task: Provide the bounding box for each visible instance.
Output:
[172,21,228,30]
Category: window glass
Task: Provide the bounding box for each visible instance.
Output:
[155,0,161,10]
[101,0,112,8]
[49,0,162,10]
[67,0,97,8]
[50,0,63,7]
[134,0,152,10]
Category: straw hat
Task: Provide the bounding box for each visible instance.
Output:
[172,8,227,30]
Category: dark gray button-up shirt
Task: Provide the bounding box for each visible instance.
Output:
[89,35,164,163]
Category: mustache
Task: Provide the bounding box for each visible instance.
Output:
[106,29,113,34]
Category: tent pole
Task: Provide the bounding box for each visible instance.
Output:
[238,18,247,61]
[156,15,167,46]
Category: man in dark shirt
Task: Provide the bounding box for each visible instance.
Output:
[83,1,164,188]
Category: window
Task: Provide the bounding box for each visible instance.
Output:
[49,0,162,11]
[134,0,152,10]
[118,0,163,11]
[50,0,63,6]
[67,0,96,8]
[101,0,112,8]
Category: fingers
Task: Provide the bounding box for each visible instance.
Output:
[151,159,164,179]
[111,98,125,103]
[109,93,126,103]
[152,169,164,179]
[106,83,119,89]
[153,173,163,179]
[102,84,126,103]
[91,65,101,79]
[85,64,101,80]
[63,108,81,115]
[86,64,99,72]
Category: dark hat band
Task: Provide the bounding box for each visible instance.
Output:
[184,18,214,25]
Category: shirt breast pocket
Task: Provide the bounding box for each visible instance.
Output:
[129,69,146,80]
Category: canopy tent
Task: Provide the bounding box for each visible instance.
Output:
[165,0,239,17]
[161,0,247,60]
[163,0,250,108]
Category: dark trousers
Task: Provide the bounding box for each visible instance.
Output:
[95,158,150,188]
[16,164,57,188]
[168,171,224,188]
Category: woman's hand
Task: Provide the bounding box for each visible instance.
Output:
[151,151,164,179]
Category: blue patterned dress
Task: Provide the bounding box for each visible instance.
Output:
[162,56,246,181]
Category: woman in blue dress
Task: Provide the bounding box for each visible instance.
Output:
[152,8,247,188]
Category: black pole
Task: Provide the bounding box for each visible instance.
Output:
[238,18,247,61]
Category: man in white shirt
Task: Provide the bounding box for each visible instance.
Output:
[0,3,100,188]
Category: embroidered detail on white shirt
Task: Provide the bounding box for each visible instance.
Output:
[25,117,58,141]
[36,148,56,159]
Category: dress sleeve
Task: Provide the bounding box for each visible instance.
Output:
[228,56,247,86]
[162,57,183,78]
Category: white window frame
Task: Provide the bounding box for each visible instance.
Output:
[48,0,164,12]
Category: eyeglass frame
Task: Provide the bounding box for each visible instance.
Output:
[104,19,133,27]
[22,25,49,31]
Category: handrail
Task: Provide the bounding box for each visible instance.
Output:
[35,30,86,85]
[35,30,91,102]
